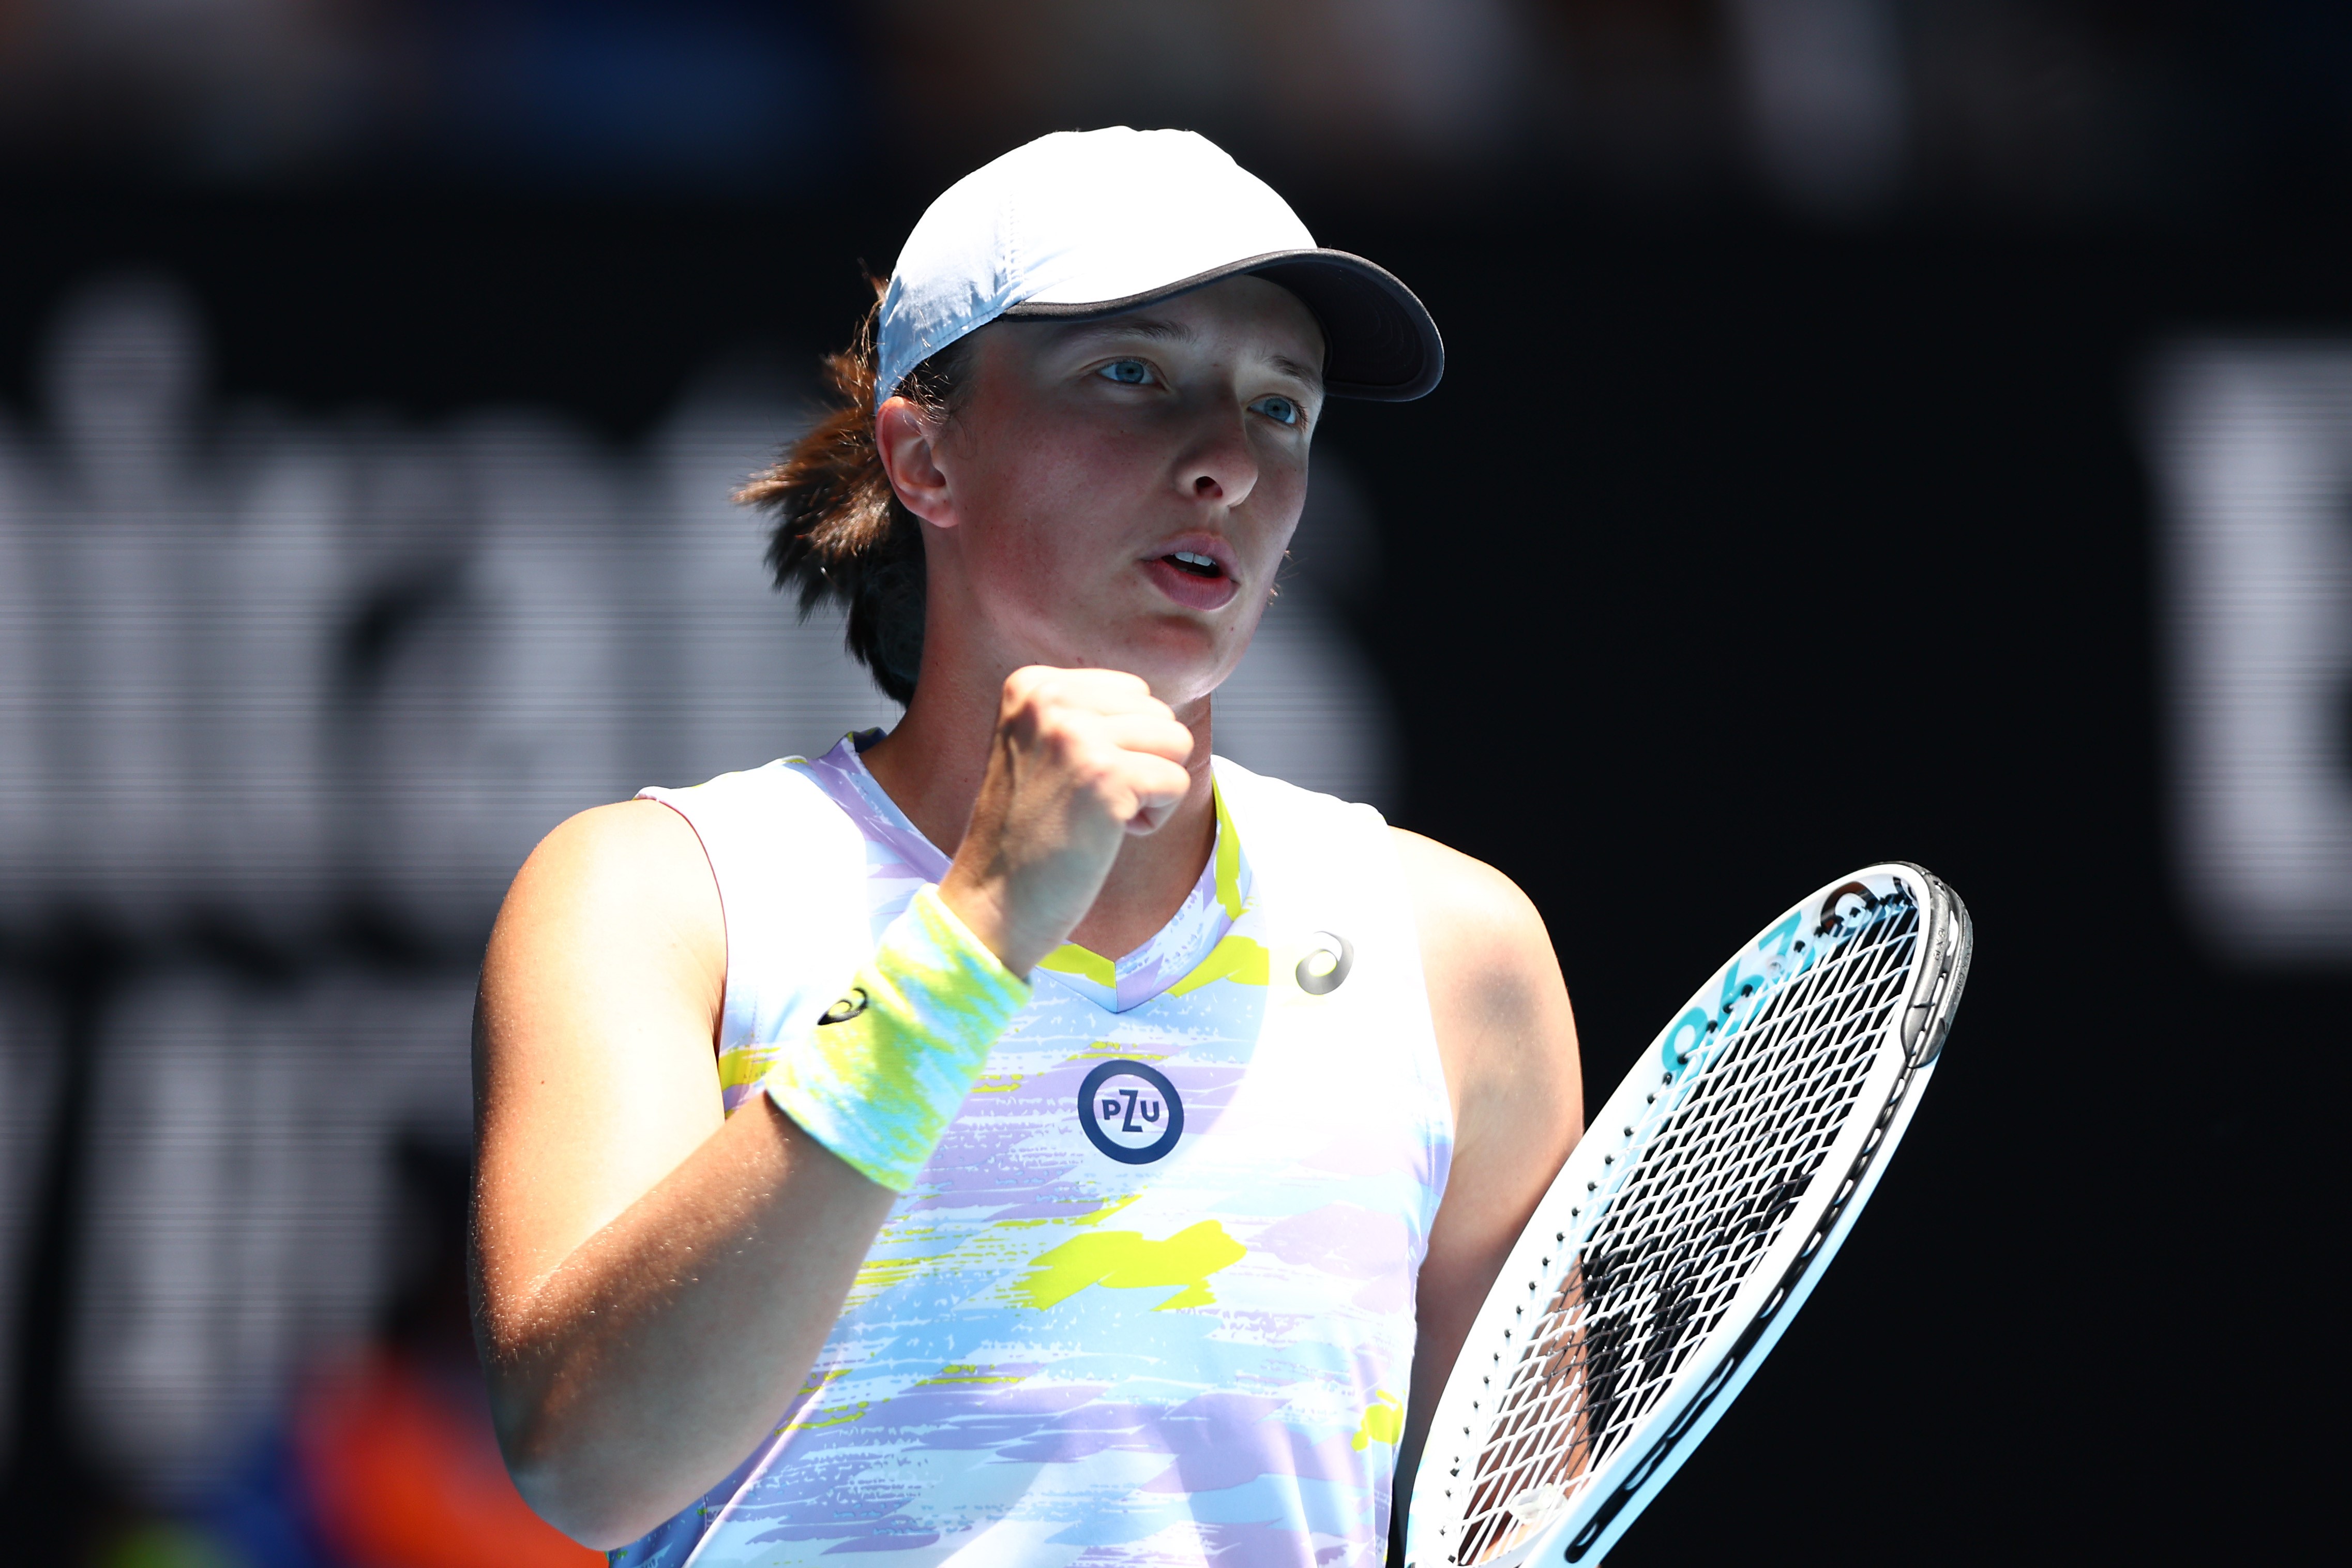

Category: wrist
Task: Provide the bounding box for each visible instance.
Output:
[763,884,1030,1192]
[936,867,1055,976]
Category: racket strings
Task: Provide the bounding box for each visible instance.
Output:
[1446,898,1921,1565]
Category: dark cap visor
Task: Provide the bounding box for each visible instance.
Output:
[999,248,1443,401]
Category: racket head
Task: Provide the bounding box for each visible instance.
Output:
[1404,863,1971,1568]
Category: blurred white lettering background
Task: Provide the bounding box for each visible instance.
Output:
[2150,346,2352,963]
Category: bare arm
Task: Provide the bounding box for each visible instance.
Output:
[471,668,1196,1549]
[1390,828,1585,1543]
[472,800,896,1547]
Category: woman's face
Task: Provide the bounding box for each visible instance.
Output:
[886,274,1327,710]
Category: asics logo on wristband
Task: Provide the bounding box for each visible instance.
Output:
[1077,1060,1185,1166]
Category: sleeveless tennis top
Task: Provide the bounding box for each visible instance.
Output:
[619,736,1453,1567]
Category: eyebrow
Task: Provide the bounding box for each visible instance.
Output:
[1265,353,1323,388]
[1064,315,1195,348]
[1062,316,1326,391]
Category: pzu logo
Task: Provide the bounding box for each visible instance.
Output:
[1077,1060,1185,1166]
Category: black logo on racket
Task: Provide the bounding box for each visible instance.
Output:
[1814,881,1879,939]
[1077,1060,1185,1166]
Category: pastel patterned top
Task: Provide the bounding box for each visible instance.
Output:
[622,736,1453,1567]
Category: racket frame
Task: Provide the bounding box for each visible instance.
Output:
[1404,864,1971,1568]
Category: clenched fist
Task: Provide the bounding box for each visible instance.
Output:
[936,668,1196,974]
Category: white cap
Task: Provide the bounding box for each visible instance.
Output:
[875,127,1442,411]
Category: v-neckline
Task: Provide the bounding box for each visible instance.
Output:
[798,733,1248,1015]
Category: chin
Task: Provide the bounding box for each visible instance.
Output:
[1142,654,1241,713]
[1014,593,1252,702]
[1056,644,1225,711]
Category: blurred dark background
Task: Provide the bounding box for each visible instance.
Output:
[4,3,2347,1564]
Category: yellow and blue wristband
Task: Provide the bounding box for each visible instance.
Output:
[763,884,1029,1192]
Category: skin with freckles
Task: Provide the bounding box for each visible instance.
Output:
[470,275,1582,1550]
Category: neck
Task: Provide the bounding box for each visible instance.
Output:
[862,659,1220,963]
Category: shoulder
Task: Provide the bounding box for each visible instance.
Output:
[486,800,725,1025]
[1389,826,1580,1164]
[1389,827,1557,996]
[511,798,717,921]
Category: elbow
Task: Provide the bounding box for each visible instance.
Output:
[493,1389,670,1551]
[503,1430,668,1552]
[510,1471,648,1552]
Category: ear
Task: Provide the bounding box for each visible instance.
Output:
[875,396,959,528]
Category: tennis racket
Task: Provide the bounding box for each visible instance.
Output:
[1403,862,1971,1567]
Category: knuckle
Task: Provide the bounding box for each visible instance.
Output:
[1003,666,1064,716]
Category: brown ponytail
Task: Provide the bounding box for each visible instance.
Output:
[736,280,973,704]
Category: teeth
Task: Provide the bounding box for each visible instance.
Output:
[1172,551,1216,570]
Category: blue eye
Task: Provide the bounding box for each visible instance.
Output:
[1099,359,1152,385]
[1254,395,1302,427]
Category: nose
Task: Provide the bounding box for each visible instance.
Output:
[1178,404,1258,511]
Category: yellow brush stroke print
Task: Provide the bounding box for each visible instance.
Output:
[1166,934,1270,997]
[1010,1220,1246,1311]
[1351,1390,1404,1452]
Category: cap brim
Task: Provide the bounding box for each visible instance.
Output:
[1000,248,1443,402]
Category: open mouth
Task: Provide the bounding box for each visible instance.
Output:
[1163,549,1224,580]
[1143,545,1239,609]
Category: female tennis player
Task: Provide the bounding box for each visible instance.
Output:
[471,128,1582,1566]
